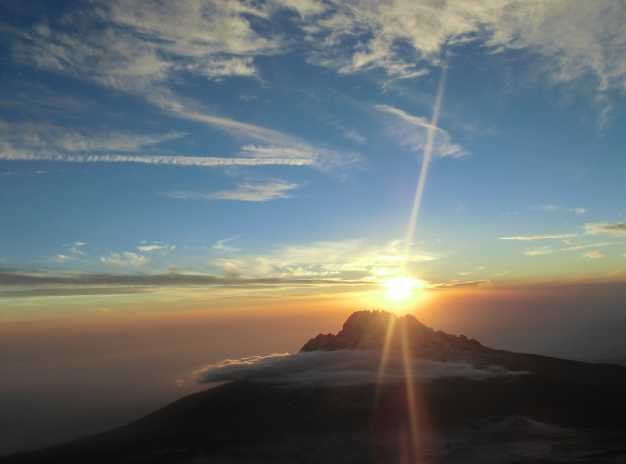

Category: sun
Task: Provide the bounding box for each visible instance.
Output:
[384,277,425,302]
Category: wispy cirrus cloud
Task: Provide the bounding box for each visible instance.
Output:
[14,1,281,92]
[499,234,576,241]
[0,120,184,155]
[533,204,588,215]
[300,1,626,97]
[68,242,87,256]
[524,242,615,257]
[0,119,356,171]
[100,252,149,267]
[149,93,299,145]
[212,238,438,280]
[0,270,373,296]
[7,4,356,160]
[163,181,298,202]
[375,105,466,158]
[583,250,605,259]
[2,152,314,168]
[137,242,176,253]
[569,208,588,216]
[585,223,626,237]
[213,237,241,253]
[10,1,626,126]
[52,241,88,264]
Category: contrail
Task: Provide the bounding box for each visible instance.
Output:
[403,63,449,260]
[0,152,314,167]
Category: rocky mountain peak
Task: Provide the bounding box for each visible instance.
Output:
[300,310,487,360]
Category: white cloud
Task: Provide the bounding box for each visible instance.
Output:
[100,251,149,267]
[54,242,87,263]
[164,181,298,203]
[195,350,526,386]
[149,93,299,145]
[69,241,87,256]
[583,250,605,259]
[213,237,241,253]
[212,238,437,279]
[11,5,302,148]
[0,120,183,155]
[298,0,626,95]
[0,116,353,173]
[532,205,588,215]
[342,128,366,144]
[237,144,359,172]
[375,105,466,158]
[2,152,314,168]
[500,234,576,241]
[240,144,315,159]
[1,114,341,170]
[13,1,626,108]
[569,208,587,216]
[584,223,626,237]
[524,241,615,257]
[536,203,559,212]
[137,242,176,253]
[524,247,553,257]
[16,1,282,92]
[211,182,298,202]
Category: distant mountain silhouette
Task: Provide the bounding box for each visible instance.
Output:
[4,310,626,463]
[302,310,626,385]
[301,310,488,355]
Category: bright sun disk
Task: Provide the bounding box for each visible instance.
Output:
[384,277,424,302]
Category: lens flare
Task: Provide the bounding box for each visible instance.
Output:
[384,277,424,302]
[403,63,448,262]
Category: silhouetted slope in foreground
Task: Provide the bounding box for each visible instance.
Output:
[4,311,626,463]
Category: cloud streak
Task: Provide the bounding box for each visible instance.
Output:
[375,104,466,158]
[0,270,374,289]
[0,119,355,171]
[585,223,626,237]
[211,239,438,280]
[164,182,299,202]
[11,1,626,127]
[524,241,616,257]
[195,350,527,386]
[136,242,176,253]
[500,234,576,241]
[1,152,314,168]
[100,252,149,267]
[300,0,626,96]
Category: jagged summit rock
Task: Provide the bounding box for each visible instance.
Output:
[300,310,487,360]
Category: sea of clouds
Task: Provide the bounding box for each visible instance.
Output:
[195,350,526,386]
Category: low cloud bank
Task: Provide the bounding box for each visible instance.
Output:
[195,351,526,387]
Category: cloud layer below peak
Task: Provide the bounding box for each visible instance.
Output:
[195,350,527,386]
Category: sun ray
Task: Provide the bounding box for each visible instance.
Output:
[375,314,397,397]
[403,63,449,263]
[400,317,420,458]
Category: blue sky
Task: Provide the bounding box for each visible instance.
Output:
[1,0,626,311]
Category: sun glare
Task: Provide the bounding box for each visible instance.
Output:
[384,277,424,302]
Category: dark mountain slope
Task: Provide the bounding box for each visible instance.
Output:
[4,310,626,463]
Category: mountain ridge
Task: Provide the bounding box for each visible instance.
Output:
[301,310,488,357]
[4,310,626,463]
